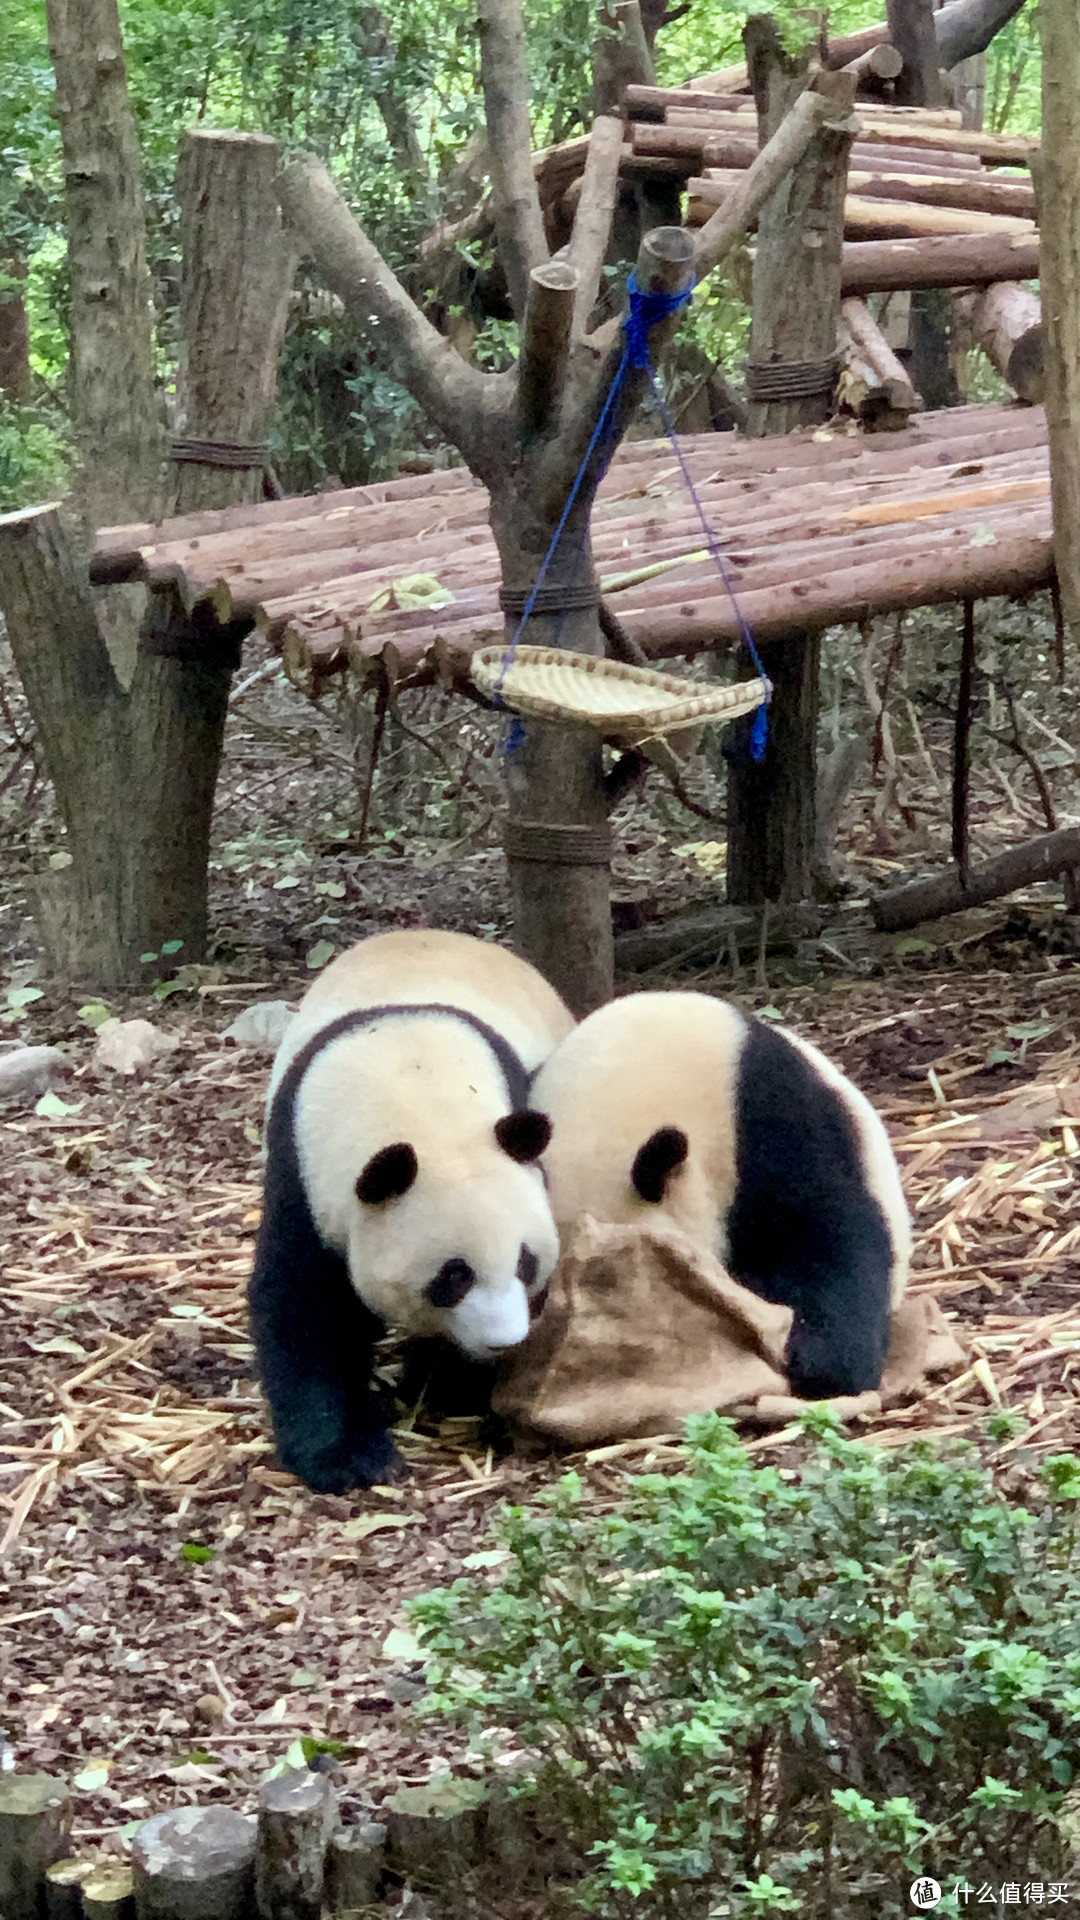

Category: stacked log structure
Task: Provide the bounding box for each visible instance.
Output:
[91,405,1054,697]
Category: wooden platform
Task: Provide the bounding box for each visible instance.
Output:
[93,402,1054,696]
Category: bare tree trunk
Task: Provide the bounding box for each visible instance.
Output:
[888,0,947,104]
[728,22,853,907]
[44,0,163,530]
[1039,0,1080,655]
[0,137,291,986]
[0,259,31,401]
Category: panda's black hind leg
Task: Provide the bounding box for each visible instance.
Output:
[728,1020,893,1398]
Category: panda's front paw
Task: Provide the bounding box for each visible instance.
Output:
[280,1427,404,1495]
[785,1317,884,1401]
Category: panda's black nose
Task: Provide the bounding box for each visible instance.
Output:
[426,1259,475,1309]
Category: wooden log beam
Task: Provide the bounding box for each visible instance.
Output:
[955,281,1044,401]
[838,296,920,426]
[632,123,984,174]
[694,164,1037,218]
[839,229,1040,293]
[687,181,1034,240]
[131,1806,256,1919]
[871,825,1080,931]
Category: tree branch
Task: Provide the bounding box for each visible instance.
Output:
[277,154,499,462]
[692,84,838,281]
[566,115,624,340]
[936,0,1029,66]
[477,0,549,321]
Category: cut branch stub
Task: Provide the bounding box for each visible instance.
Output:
[519,260,579,439]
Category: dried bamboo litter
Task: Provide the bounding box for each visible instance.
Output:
[470,645,769,741]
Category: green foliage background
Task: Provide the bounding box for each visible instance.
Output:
[0,0,1043,501]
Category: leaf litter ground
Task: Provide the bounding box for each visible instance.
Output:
[1,614,1079,1867]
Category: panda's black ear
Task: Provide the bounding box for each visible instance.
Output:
[495,1110,553,1164]
[356,1143,418,1206]
[632,1126,689,1203]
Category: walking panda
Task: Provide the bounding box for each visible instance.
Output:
[531,991,910,1400]
[249,930,574,1492]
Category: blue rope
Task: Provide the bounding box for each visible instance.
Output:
[498,270,771,762]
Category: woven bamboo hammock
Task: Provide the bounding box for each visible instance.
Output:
[470,645,769,745]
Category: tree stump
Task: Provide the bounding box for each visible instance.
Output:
[0,1776,72,1920]
[255,1768,337,1920]
[130,1805,255,1920]
[727,631,821,905]
[81,1865,136,1920]
[324,1823,387,1910]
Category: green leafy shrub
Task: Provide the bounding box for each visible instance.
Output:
[0,395,69,511]
[412,1414,1080,1918]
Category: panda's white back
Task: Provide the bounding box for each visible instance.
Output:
[270,928,574,1106]
[532,990,749,1253]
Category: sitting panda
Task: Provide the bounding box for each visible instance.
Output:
[531,991,910,1401]
[249,929,574,1493]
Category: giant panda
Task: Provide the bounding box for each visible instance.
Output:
[249,930,574,1493]
[530,991,911,1401]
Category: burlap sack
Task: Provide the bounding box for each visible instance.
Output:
[494,1213,967,1449]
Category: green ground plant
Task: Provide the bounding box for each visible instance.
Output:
[412,1413,1080,1918]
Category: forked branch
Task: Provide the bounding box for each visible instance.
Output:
[277,154,497,460]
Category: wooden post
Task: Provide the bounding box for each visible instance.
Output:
[1039,0,1080,655]
[0,1776,72,1920]
[744,34,856,436]
[171,131,296,514]
[728,22,854,907]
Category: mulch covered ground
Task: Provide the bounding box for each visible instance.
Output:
[1,948,1078,1866]
[1,603,1079,1868]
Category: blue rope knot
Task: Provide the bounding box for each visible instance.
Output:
[623,271,694,370]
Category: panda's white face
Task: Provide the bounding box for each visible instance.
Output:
[346,1134,559,1356]
[295,1022,559,1359]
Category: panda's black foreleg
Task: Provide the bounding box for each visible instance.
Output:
[777,1250,892,1400]
[247,1174,401,1495]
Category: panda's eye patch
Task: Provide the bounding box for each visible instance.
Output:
[631,1126,689,1204]
[356,1142,418,1206]
[517,1244,540,1291]
[494,1110,552,1163]
[425,1259,476,1310]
